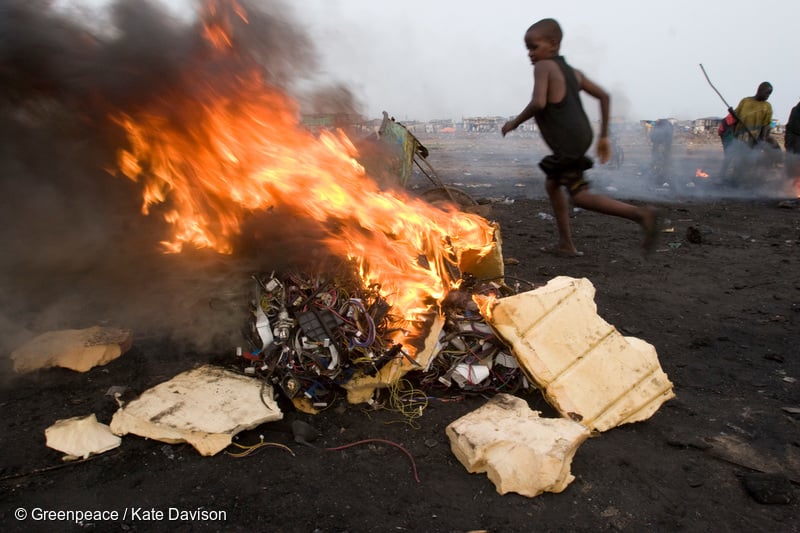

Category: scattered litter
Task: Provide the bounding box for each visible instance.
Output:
[446,393,590,497]
[105,385,128,398]
[686,226,703,244]
[160,444,176,460]
[450,363,490,388]
[474,276,674,432]
[104,385,134,407]
[110,365,283,456]
[45,414,121,459]
[325,438,420,483]
[11,326,132,373]
[226,436,295,458]
[537,212,554,221]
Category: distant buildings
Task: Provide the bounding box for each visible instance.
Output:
[302,112,784,138]
[462,116,509,133]
[691,117,723,134]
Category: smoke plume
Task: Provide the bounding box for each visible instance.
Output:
[0,0,349,358]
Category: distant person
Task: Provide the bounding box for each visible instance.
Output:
[607,127,623,168]
[649,119,673,183]
[650,119,673,154]
[501,18,657,257]
[720,82,775,182]
[785,99,800,179]
[733,82,774,145]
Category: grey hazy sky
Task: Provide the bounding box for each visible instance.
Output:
[71,0,799,123]
[294,0,798,122]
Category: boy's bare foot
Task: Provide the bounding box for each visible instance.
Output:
[540,246,585,258]
[641,207,659,254]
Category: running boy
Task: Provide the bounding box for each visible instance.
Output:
[501,18,657,256]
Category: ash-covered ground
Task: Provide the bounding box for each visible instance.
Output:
[1,128,799,532]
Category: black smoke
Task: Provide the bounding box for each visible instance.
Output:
[0,0,343,359]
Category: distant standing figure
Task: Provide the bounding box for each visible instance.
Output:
[733,82,774,145]
[720,82,775,181]
[607,129,624,168]
[785,99,800,154]
[501,18,657,257]
[650,119,674,154]
[649,118,673,183]
[785,99,800,179]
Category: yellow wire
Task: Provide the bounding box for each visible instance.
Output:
[383,379,429,429]
[225,439,296,458]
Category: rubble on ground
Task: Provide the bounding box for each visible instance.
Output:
[45,414,122,459]
[446,393,590,497]
[11,326,132,373]
[20,248,675,497]
[475,276,675,432]
[109,365,282,456]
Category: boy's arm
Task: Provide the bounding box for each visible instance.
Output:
[576,69,611,162]
[502,62,552,136]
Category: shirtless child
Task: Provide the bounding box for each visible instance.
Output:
[501,18,657,256]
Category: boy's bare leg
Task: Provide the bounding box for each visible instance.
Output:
[572,189,658,251]
[545,178,579,255]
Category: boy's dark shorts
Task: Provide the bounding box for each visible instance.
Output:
[546,170,590,195]
[539,155,593,196]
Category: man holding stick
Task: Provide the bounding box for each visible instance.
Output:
[720,82,777,183]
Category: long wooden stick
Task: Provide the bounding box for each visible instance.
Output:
[699,63,759,144]
[699,63,732,109]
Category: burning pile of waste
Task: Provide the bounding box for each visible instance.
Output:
[4,0,518,408]
[54,1,516,410]
[239,267,528,413]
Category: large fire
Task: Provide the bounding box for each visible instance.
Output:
[112,1,496,347]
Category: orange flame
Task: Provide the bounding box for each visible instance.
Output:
[111,0,496,344]
[695,168,709,178]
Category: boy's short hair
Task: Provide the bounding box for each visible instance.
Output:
[528,18,562,42]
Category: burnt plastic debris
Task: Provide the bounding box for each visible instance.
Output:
[237,270,529,406]
[297,309,342,342]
